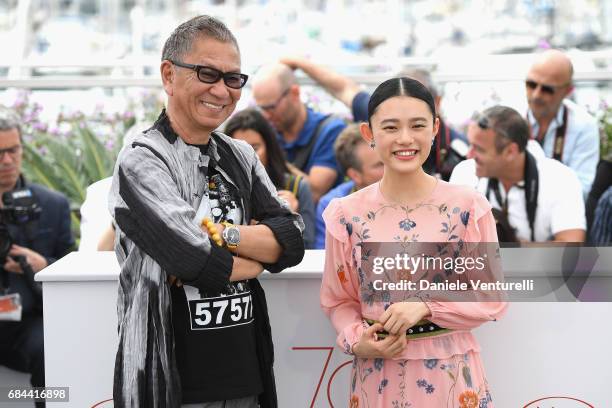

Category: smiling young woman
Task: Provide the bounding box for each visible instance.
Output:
[320,77,508,407]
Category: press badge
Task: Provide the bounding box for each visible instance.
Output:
[0,293,22,321]
[184,285,254,330]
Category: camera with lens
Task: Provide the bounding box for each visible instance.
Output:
[0,188,42,262]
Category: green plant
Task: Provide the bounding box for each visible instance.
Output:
[597,100,612,161]
[11,91,164,241]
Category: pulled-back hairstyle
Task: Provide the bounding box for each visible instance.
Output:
[224,109,289,189]
[368,77,436,125]
[161,15,239,62]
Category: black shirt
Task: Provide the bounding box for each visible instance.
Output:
[167,142,262,403]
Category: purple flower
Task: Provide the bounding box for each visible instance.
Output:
[416,379,427,388]
[33,122,48,132]
[425,384,434,394]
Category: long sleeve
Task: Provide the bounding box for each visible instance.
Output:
[425,192,508,331]
[320,199,364,354]
[567,119,599,197]
[314,196,329,250]
[112,144,233,293]
[296,178,315,249]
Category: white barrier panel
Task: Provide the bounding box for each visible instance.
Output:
[35,250,612,407]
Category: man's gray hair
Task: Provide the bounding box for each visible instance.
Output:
[481,105,529,153]
[0,105,21,137]
[161,15,239,62]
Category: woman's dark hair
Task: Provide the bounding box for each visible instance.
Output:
[224,108,289,188]
[367,77,437,125]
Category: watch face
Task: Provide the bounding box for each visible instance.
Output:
[226,227,240,244]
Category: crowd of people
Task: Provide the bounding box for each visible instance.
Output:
[0,12,611,408]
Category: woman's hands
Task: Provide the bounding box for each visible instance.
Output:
[379,301,431,336]
[352,323,407,359]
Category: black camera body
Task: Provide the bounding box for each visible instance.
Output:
[0,187,42,262]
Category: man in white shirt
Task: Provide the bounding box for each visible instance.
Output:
[525,49,599,196]
[450,105,585,243]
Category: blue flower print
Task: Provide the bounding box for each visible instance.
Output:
[378,378,389,394]
[399,218,417,231]
[374,358,384,371]
[424,359,438,369]
[460,210,470,226]
[425,384,435,394]
[416,379,427,388]
[345,222,353,236]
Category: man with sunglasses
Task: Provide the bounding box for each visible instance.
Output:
[251,64,347,203]
[109,16,305,408]
[0,106,74,408]
[525,49,599,197]
[450,105,586,244]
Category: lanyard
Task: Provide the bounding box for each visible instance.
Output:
[527,107,568,162]
[486,150,539,242]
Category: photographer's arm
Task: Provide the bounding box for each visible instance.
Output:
[280,56,361,108]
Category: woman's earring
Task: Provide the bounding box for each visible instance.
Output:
[431,138,435,146]
[370,139,376,148]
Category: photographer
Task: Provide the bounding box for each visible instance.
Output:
[450,105,585,243]
[0,106,74,408]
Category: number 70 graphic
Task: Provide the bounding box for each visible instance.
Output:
[291,346,352,408]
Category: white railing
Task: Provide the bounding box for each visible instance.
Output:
[3,51,612,89]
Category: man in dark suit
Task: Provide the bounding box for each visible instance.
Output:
[0,105,74,408]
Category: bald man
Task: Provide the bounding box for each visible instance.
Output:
[525,49,599,196]
[251,64,346,202]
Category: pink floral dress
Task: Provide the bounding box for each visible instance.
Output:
[321,180,508,408]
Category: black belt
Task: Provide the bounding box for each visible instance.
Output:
[365,318,451,339]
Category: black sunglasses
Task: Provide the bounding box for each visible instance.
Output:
[525,79,568,96]
[170,60,248,89]
[474,114,510,141]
